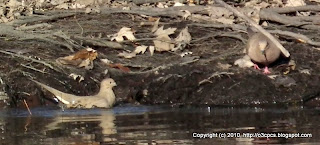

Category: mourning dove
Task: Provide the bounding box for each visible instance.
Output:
[32,78,117,108]
[246,28,281,74]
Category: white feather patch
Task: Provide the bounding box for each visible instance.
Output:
[55,96,70,104]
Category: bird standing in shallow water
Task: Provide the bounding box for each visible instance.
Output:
[32,78,117,109]
[246,28,281,74]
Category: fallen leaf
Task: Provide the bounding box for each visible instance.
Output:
[154,26,176,37]
[299,69,311,75]
[154,35,174,52]
[172,27,191,51]
[111,27,136,42]
[100,58,113,64]
[78,58,93,70]
[153,26,176,51]
[56,48,97,69]
[285,0,306,7]
[149,46,155,56]
[134,45,148,54]
[234,55,254,68]
[175,27,191,43]
[151,18,160,33]
[182,10,191,20]
[174,2,185,6]
[55,3,69,9]
[156,3,165,8]
[72,48,98,61]
[108,63,131,72]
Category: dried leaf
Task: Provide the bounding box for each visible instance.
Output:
[156,2,167,8]
[154,26,176,36]
[151,18,160,33]
[134,45,148,54]
[175,27,191,44]
[100,58,113,64]
[117,51,136,58]
[285,0,306,7]
[173,2,185,6]
[149,46,155,56]
[111,27,136,42]
[172,27,192,51]
[56,48,97,69]
[234,55,254,68]
[108,63,131,72]
[78,58,93,70]
[153,35,174,52]
[72,48,98,61]
[182,10,191,20]
[55,3,69,9]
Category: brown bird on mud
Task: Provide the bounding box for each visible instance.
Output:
[32,78,117,109]
[246,28,281,74]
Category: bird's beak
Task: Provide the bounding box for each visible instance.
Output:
[261,50,265,55]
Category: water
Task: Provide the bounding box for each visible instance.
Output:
[0,105,319,145]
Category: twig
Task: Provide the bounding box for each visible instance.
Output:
[198,72,234,85]
[269,30,320,47]
[0,50,54,69]
[9,13,76,26]
[214,0,290,57]
[20,64,48,74]
[0,24,74,51]
[15,23,53,31]
[129,57,199,74]
[73,35,123,49]
[23,99,32,115]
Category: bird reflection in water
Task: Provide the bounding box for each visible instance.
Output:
[44,110,117,144]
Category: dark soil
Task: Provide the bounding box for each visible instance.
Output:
[1,11,320,109]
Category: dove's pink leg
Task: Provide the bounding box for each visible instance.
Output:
[253,64,261,70]
[263,66,271,74]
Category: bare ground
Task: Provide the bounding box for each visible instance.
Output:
[1,12,320,109]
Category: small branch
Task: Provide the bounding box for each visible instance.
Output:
[9,13,76,26]
[0,50,54,69]
[214,0,290,57]
[23,99,32,115]
[269,30,320,47]
[20,64,48,74]
[267,5,320,14]
[15,23,53,31]
[129,56,199,74]
[73,35,123,49]
[198,72,234,85]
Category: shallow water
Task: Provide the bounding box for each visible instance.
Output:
[0,105,319,145]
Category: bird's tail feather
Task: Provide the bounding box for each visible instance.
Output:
[31,80,71,105]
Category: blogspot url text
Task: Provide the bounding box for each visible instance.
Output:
[192,132,312,139]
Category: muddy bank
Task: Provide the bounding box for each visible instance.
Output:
[0,11,320,109]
